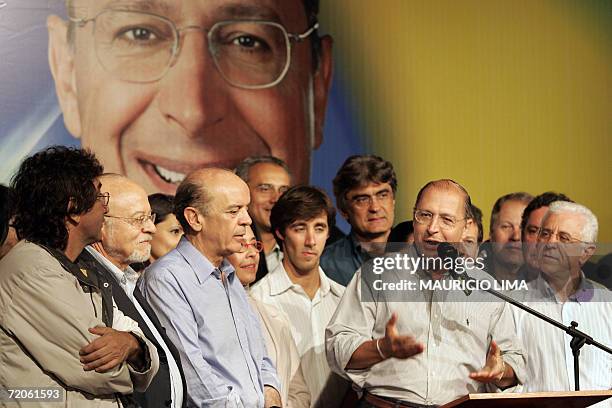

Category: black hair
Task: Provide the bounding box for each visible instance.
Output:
[0,185,12,246]
[148,193,175,225]
[333,155,397,214]
[271,185,335,246]
[520,191,573,232]
[10,146,104,250]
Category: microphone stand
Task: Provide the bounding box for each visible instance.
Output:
[473,282,611,391]
[439,243,612,391]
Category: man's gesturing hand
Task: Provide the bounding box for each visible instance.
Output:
[380,313,425,359]
[80,326,142,373]
[469,340,506,383]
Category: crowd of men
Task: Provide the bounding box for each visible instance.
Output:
[0,0,610,407]
[0,147,610,408]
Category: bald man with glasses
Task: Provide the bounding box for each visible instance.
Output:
[78,174,187,408]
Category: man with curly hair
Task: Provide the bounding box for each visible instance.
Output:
[0,146,159,407]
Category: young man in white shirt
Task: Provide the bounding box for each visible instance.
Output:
[251,185,348,407]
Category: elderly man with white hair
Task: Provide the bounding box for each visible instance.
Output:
[511,201,612,403]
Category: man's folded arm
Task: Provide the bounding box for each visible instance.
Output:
[2,265,139,395]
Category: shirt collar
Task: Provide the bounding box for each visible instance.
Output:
[176,236,236,285]
[534,271,595,304]
[269,262,341,298]
[86,245,133,287]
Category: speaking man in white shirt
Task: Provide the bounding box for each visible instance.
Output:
[326,179,526,407]
[251,185,349,407]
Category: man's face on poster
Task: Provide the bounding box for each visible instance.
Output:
[48,0,332,194]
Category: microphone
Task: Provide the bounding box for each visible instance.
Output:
[437,242,472,296]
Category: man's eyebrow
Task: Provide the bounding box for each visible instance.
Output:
[104,0,172,14]
[217,3,281,22]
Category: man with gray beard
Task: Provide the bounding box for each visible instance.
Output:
[78,174,186,408]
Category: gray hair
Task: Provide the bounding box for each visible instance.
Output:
[547,201,598,243]
[234,156,291,183]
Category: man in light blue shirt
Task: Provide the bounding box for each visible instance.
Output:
[140,168,281,408]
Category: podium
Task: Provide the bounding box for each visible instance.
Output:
[439,390,612,408]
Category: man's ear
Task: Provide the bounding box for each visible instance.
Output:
[578,244,596,267]
[460,219,474,241]
[47,15,82,138]
[312,35,333,150]
[184,207,203,232]
[274,228,285,243]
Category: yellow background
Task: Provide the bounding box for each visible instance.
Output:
[321,0,611,240]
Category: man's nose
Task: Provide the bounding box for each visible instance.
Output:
[143,218,157,234]
[426,216,441,234]
[270,189,283,204]
[157,31,228,136]
[368,197,381,212]
[510,225,521,241]
[239,209,252,226]
[304,229,316,247]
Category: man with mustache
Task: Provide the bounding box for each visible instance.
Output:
[140,168,281,407]
[79,174,187,408]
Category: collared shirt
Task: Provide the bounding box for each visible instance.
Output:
[325,246,526,406]
[265,243,283,275]
[86,246,184,408]
[139,237,280,408]
[250,263,348,407]
[511,274,612,406]
[320,231,372,286]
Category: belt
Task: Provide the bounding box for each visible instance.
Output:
[363,391,437,408]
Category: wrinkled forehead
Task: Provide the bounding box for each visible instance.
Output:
[110,189,151,214]
[541,210,586,234]
[416,185,466,216]
[70,0,308,28]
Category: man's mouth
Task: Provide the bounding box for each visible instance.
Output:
[423,239,441,248]
[153,164,187,184]
[136,153,245,192]
[542,252,559,261]
[241,263,257,270]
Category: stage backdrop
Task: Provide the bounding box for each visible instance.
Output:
[1,0,610,240]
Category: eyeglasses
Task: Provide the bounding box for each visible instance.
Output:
[539,228,588,244]
[69,9,319,89]
[254,184,290,197]
[238,240,264,253]
[96,192,110,206]
[105,213,156,227]
[413,209,466,230]
[348,190,393,209]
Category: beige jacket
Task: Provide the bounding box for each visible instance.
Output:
[248,295,311,408]
[0,241,159,407]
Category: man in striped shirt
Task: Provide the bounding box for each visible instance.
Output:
[512,201,611,404]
